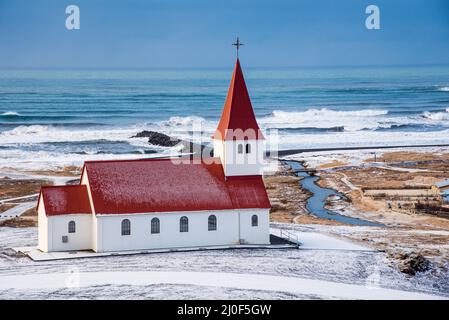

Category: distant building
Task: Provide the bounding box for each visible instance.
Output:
[37,58,271,253]
[433,179,449,190]
[441,190,449,203]
[432,179,449,203]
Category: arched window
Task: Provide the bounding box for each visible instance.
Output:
[251,215,258,227]
[238,144,243,154]
[208,215,217,231]
[68,221,76,233]
[180,216,189,232]
[246,143,251,154]
[151,218,160,234]
[121,219,131,236]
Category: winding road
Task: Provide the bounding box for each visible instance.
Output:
[0,202,36,221]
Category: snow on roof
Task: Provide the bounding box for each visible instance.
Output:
[39,185,92,216]
[213,58,264,140]
[83,157,271,215]
[436,179,449,188]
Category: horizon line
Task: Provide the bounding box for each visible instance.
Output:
[1,62,449,71]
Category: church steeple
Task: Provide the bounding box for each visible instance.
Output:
[213,58,264,141]
[212,51,265,177]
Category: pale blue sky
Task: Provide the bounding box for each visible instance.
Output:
[0,0,448,68]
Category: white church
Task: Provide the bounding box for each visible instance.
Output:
[37,57,272,253]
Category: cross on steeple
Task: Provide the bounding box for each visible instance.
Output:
[232,37,244,57]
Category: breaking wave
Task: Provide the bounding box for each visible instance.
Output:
[160,116,207,127]
[438,87,449,92]
[278,126,345,133]
[1,111,21,117]
[0,118,214,146]
[421,109,449,121]
[260,108,390,132]
[0,124,141,145]
[268,108,388,119]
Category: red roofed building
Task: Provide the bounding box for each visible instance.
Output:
[37,57,271,253]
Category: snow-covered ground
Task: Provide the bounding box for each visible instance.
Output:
[0,271,442,300]
[1,225,448,299]
[285,147,449,168]
[271,228,370,251]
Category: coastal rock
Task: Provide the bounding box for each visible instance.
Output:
[66,179,81,185]
[131,130,213,157]
[1,248,26,258]
[131,131,180,147]
[393,252,431,275]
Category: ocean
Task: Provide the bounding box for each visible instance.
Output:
[1,65,449,170]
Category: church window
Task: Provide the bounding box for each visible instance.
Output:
[180,216,189,232]
[68,221,76,233]
[208,215,217,231]
[151,218,160,234]
[251,215,258,227]
[121,219,131,236]
[246,143,251,154]
[238,143,243,154]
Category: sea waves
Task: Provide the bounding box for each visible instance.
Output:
[2,107,449,146]
[1,107,449,170]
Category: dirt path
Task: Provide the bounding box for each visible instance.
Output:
[0,202,36,221]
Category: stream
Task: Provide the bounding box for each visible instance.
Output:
[284,160,383,227]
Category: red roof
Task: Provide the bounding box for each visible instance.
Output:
[213,58,264,140]
[83,157,270,215]
[226,175,272,209]
[39,185,92,216]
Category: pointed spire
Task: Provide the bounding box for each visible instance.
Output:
[213,58,264,140]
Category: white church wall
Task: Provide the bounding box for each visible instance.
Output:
[96,210,241,252]
[80,169,95,214]
[92,213,100,252]
[37,195,49,252]
[47,214,93,251]
[239,209,270,245]
[220,139,264,176]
